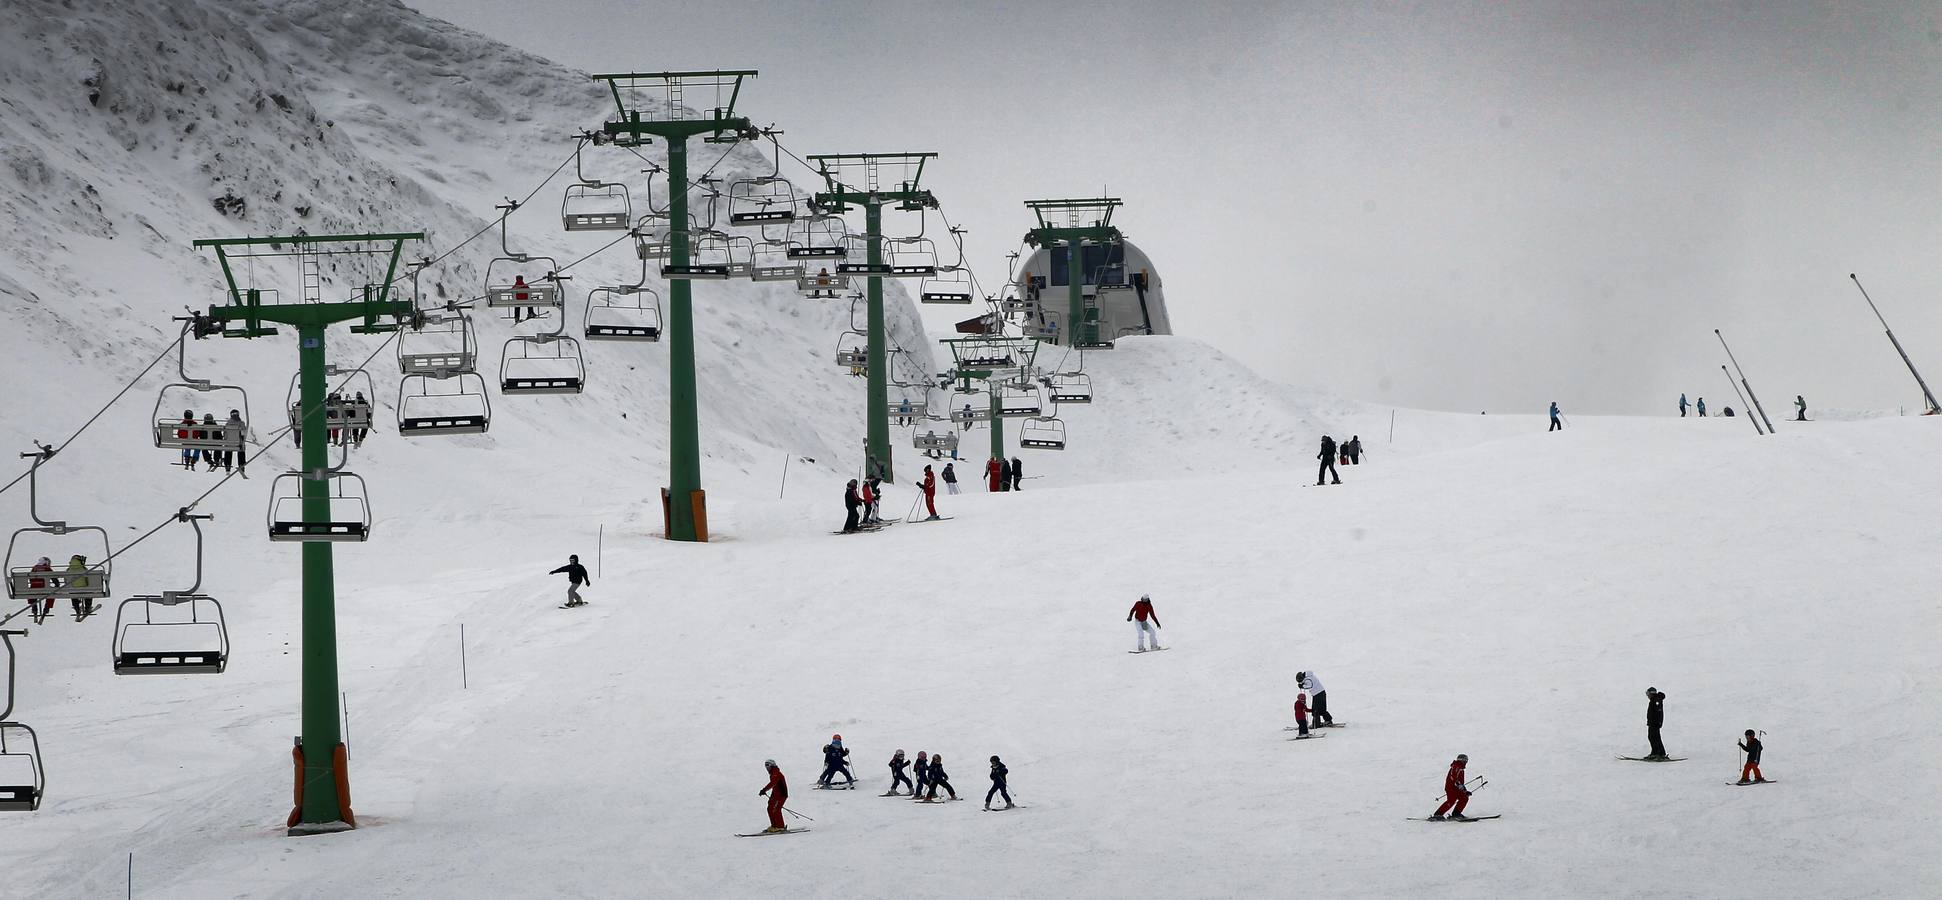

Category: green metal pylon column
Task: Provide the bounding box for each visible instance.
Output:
[665,136,704,539]
[989,390,1004,459]
[294,322,347,829]
[864,202,892,481]
[1065,240,1085,347]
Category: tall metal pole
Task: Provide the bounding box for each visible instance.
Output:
[1066,241,1085,347]
[1715,330,1776,432]
[296,323,348,828]
[1849,274,1941,414]
[988,390,1004,460]
[1724,366,1764,435]
[865,202,893,482]
[665,137,703,540]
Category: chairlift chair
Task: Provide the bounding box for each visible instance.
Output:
[398,372,492,435]
[959,346,1017,371]
[267,471,372,542]
[998,383,1044,418]
[660,230,744,280]
[111,512,227,675]
[5,454,112,607]
[835,331,869,373]
[500,334,587,395]
[584,286,663,342]
[919,271,975,304]
[561,182,633,232]
[397,311,478,377]
[913,431,959,454]
[889,397,930,420]
[797,269,849,296]
[727,179,799,227]
[151,388,249,458]
[948,393,992,427]
[886,238,940,278]
[1018,416,1068,450]
[748,242,804,282]
[786,215,850,260]
[286,367,376,445]
[0,723,42,812]
[1049,372,1094,404]
[485,257,564,311]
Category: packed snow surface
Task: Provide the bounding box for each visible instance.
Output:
[1,1,1939,899]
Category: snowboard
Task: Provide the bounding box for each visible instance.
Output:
[1129,647,1169,654]
[1286,733,1327,741]
[1727,780,1777,786]
[1407,815,1501,822]
[1616,756,1688,762]
[735,828,811,837]
[983,805,1026,812]
[558,601,590,609]
[909,516,955,523]
[917,797,964,803]
[812,783,858,790]
[880,791,909,797]
[1287,723,1348,730]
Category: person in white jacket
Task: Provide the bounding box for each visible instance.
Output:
[1297,671,1334,726]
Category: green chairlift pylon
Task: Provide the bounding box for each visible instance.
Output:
[192,231,419,834]
[1023,197,1123,348]
[806,153,941,484]
[592,70,760,540]
[940,336,1039,461]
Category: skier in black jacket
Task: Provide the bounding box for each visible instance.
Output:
[985,755,1013,809]
[548,554,591,607]
[998,457,1013,492]
[842,479,861,533]
[1645,687,1669,759]
[923,753,957,801]
[910,751,931,801]
[1317,436,1342,485]
[1737,730,1766,784]
[888,749,914,795]
[1010,456,1023,491]
[818,734,854,788]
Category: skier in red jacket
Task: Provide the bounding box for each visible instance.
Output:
[758,759,789,833]
[1127,594,1163,652]
[920,465,939,520]
[986,456,1003,492]
[1430,754,1473,821]
[1292,692,1311,738]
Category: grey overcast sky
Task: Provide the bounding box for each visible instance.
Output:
[409,0,1942,415]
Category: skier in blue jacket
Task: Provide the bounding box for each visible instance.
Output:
[1549,402,1563,432]
[818,734,854,788]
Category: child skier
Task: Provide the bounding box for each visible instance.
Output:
[985,755,1013,810]
[548,554,591,607]
[757,759,789,833]
[1737,730,1766,784]
[910,751,931,801]
[1293,692,1311,738]
[818,734,854,788]
[888,749,914,795]
[924,753,958,801]
[1429,753,1473,821]
[842,479,862,533]
[1297,671,1334,726]
[943,462,960,495]
[1128,593,1163,652]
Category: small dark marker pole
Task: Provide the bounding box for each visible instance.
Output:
[597,525,604,579]
[127,852,133,899]
[459,624,468,690]
[1388,409,1395,444]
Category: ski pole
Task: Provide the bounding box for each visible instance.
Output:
[1429,777,1486,803]
[782,806,814,821]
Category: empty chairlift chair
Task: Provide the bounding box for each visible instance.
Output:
[0,723,41,812]
[919,271,975,304]
[398,372,492,435]
[111,512,228,675]
[1019,416,1068,450]
[661,230,745,281]
[397,311,478,377]
[584,286,663,342]
[1048,372,1093,404]
[727,178,799,227]
[998,384,1043,418]
[561,182,632,232]
[786,215,850,261]
[886,238,939,278]
[267,472,372,542]
[500,334,587,394]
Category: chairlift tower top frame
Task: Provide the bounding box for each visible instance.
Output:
[806,153,940,484]
[1023,197,1125,348]
[192,231,420,835]
[592,70,758,541]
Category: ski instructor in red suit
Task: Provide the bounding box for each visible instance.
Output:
[758,759,789,833]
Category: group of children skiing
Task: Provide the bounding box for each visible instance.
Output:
[754,737,1014,834]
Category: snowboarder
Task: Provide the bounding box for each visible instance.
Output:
[888,749,914,795]
[1128,593,1163,652]
[942,462,960,495]
[1345,436,1363,465]
[1794,395,1807,421]
[842,479,862,533]
[999,457,1013,492]
[920,465,940,520]
[1010,456,1023,491]
[1429,754,1474,821]
[1737,730,1766,784]
[549,554,591,607]
[924,753,958,801]
[1696,397,1707,416]
[1292,691,1311,738]
[818,734,854,788]
[1679,393,1689,417]
[986,456,1003,492]
[757,759,789,833]
[910,751,931,801]
[1644,687,1669,760]
[985,755,1013,810]
[1549,401,1563,432]
[1297,671,1333,726]
[1316,435,1341,485]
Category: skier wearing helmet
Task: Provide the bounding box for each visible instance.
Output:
[1127,593,1162,652]
[757,759,788,833]
[818,735,854,788]
[1429,754,1473,821]
[1297,671,1334,726]
[887,749,914,796]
